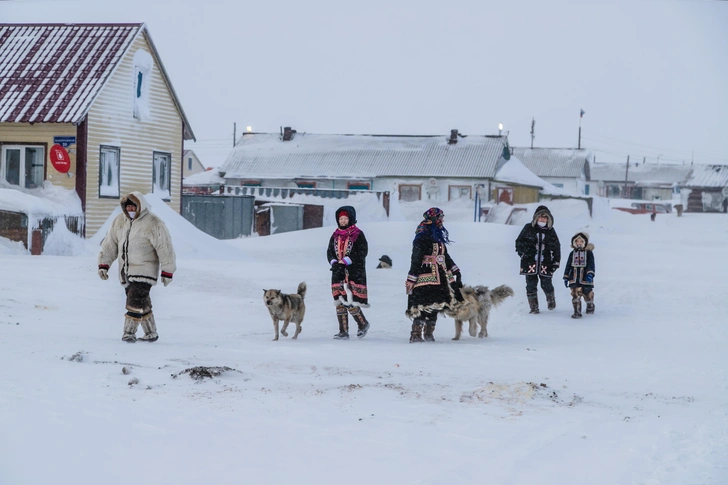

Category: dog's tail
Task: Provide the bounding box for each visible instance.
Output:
[490,285,514,306]
[297,282,307,299]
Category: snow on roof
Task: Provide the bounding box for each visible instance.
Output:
[183,168,225,186]
[683,164,728,188]
[511,148,591,178]
[220,132,509,179]
[494,156,570,196]
[589,162,692,185]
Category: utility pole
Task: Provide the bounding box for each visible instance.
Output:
[530,118,535,149]
[233,122,237,147]
[623,155,630,199]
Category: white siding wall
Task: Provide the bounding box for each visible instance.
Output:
[85,33,183,237]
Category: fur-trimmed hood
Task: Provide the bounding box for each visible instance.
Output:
[335,205,357,227]
[571,231,595,250]
[120,192,149,220]
[531,205,554,229]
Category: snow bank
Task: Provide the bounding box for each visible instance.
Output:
[88,193,248,261]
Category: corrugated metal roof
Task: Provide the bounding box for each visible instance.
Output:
[590,162,692,185]
[511,148,590,178]
[0,23,140,123]
[684,164,728,188]
[0,23,195,140]
[220,133,508,179]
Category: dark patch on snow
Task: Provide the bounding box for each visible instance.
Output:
[63,351,85,362]
[171,366,240,381]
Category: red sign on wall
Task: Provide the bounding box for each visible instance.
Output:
[50,144,71,173]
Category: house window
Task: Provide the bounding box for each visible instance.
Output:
[552,183,564,188]
[1,145,44,189]
[188,157,192,170]
[399,184,422,202]
[584,185,590,195]
[152,151,172,200]
[241,180,261,187]
[348,181,370,190]
[296,181,316,189]
[132,50,153,120]
[448,185,472,200]
[99,146,120,198]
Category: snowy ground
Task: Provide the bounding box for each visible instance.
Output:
[1,198,726,485]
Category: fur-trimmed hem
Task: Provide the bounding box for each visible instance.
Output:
[406,301,453,320]
[332,295,370,308]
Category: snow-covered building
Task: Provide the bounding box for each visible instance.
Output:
[215,128,543,204]
[183,150,206,179]
[510,148,592,195]
[681,164,728,213]
[0,23,196,241]
[588,162,691,201]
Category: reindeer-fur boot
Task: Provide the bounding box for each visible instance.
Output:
[527,293,539,314]
[585,291,595,314]
[423,319,436,342]
[546,292,556,311]
[138,313,159,342]
[122,315,140,343]
[570,287,583,319]
[348,306,370,338]
[334,305,349,340]
[410,319,425,343]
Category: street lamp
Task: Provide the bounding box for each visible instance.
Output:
[246,126,252,133]
[498,122,503,136]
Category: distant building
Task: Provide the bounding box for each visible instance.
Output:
[681,164,728,213]
[511,148,592,195]
[588,162,691,201]
[214,128,543,205]
[183,150,206,178]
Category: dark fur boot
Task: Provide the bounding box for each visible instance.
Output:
[410,320,424,343]
[348,306,370,338]
[585,292,595,314]
[334,305,349,340]
[423,320,436,342]
[546,292,556,311]
[527,293,539,314]
[570,288,583,319]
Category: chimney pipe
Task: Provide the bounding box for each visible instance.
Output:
[282,126,297,141]
[448,129,459,145]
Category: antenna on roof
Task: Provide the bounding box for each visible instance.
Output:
[233,122,236,147]
[530,118,535,149]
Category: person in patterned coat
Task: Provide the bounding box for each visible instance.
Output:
[515,205,561,314]
[405,208,463,343]
[327,206,370,340]
[562,231,595,318]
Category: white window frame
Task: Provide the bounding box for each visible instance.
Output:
[152,151,172,201]
[448,185,472,201]
[99,146,120,198]
[1,144,45,189]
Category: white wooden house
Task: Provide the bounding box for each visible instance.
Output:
[183,149,206,179]
[588,162,691,200]
[214,128,543,205]
[0,23,195,242]
[681,164,728,212]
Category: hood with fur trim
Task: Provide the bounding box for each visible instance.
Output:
[571,231,595,250]
[335,206,357,228]
[120,192,149,220]
[531,205,554,229]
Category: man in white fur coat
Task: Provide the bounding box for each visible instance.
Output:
[97,192,176,343]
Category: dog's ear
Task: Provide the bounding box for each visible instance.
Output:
[262,289,267,293]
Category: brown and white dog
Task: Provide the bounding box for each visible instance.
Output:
[263,282,306,341]
[446,284,514,340]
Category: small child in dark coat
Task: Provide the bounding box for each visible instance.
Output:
[562,232,595,319]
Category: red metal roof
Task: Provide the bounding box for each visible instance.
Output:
[0,23,141,124]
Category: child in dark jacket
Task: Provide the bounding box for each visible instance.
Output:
[562,232,595,318]
[327,206,370,340]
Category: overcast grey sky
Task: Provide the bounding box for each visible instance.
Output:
[2,0,727,168]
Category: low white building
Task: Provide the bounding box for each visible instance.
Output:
[511,148,592,195]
